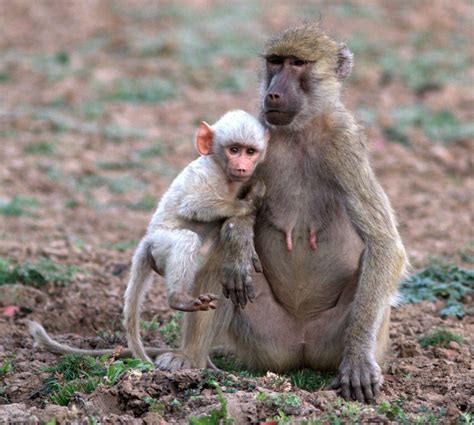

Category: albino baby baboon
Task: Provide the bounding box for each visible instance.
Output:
[124,109,268,362]
[28,110,267,365]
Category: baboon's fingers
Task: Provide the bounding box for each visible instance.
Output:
[221,281,230,299]
[198,293,219,302]
[243,272,256,303]
[361,376,374,404]
[227,277,238,306]
[350,372,364,403]
[252,251,263,273]
[232,275,244,307]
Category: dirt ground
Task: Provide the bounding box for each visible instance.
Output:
[0,0,473,423]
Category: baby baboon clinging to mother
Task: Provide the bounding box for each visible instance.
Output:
[124,109,268,362]
[29,110,267,365]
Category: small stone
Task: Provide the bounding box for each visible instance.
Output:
[448,341,461,351]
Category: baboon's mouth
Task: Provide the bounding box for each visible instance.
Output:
[265,110,296,126]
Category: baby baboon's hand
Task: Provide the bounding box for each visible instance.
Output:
[168,292,218,312]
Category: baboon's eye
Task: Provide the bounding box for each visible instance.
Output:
[229,146,240,154]
[246,148,256,155]
[292,59,308,67]
[267,55,284,65]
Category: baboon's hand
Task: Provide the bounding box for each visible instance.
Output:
[221,261,256,308]
[168,292,219,312]
[220,216,260,308]
[330,355,383,404]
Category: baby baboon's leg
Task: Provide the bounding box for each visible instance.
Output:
[165,229,217,312]
[155,246,232,371]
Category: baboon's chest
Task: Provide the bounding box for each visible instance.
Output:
[258,143,342,233]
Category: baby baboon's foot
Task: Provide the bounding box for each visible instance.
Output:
[168,291,218,312]
[155,351,194,371]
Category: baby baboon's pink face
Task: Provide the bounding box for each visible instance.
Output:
[224,144,261,182]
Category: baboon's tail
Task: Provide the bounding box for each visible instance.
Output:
[124,238,155,363]
[27,320,169,358]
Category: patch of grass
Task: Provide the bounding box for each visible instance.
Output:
[108,240,138,253]
[104,358,153,386]
[37,355,152,406]
[0,72,11,83]
[141,315,160,332]
[378,400,409,423]
[189,382,234,425]
[128,193,157,211]
[159,312,183,347]
[380,49,468,94]
[44,354,105,381]
[458,412,472,425]
[0,196,38,217]
[400,260,473,318]
[103,124,146,142]
[0,257,80,287]
[143,396,166,415]
[107,78,178,103]
[107,176,146,194]
[211,355,246,374]
[286,369,335,392]
[78,101,105,120]
[0,359,12,377]
[96,160,141,170]
[419,328,463,349]
[137,143,164,158]
[385,105,474,144]
[24,140,56,155]
[256,391,301,416]
[377,398,444,424]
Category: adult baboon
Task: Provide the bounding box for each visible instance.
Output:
[155,24,407,404]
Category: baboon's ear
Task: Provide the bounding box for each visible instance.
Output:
[336,43,353,79]
[196,121,214,155]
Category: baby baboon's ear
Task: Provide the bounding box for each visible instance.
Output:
[196,121,214,155]
[336,43,353,79]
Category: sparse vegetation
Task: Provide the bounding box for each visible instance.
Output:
[189,382,234,425]
[0,257,80,287]
[419,328,463,349]
[0,196,38,217]
[400,260,473,318]
[35,355,153,406]
[384,105,474,144]
[159,312,183,347]
[0,360,12,377]
[107,78,179,103]
[287,369,335,392]
[24,140,56,155]
[256,391,302,416]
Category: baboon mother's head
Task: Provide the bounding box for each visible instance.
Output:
[260,24,353,130]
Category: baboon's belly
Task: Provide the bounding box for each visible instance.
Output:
[255,213,364,319]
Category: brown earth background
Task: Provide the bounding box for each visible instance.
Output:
[0,0,473,423]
